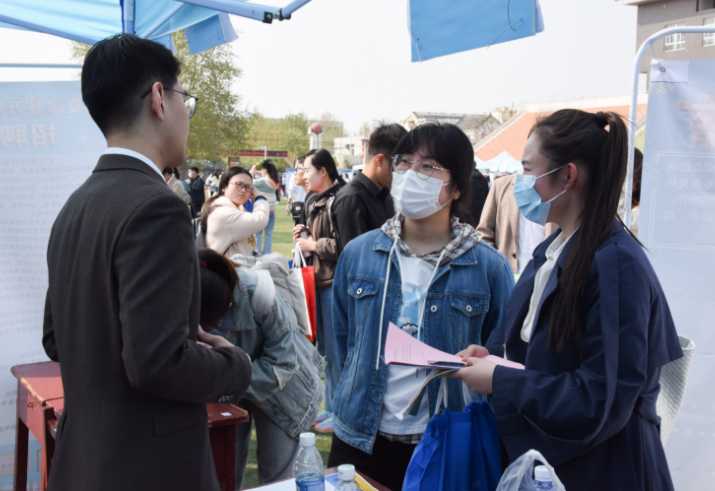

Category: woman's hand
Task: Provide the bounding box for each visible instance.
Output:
[456,344,490,361]
[296,237,317,253]
[251,186,261,200]
[197,327,235,350]
[293,224,308,240]
[455,357,496,395]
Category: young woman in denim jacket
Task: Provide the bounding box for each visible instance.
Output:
[326,123,514,490]
[457,110,682,491]
[197,249,325,489]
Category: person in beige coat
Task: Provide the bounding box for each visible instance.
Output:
[201,166,269,256]
[477,173,557,274]
[163,166,192,207]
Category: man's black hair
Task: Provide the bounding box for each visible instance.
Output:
[369,123,408,160]
[190,166,200,174]
[162,167,173,176]
[81,33,181,136]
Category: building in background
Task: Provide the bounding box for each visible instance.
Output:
[473,95,649,161]
[400,112,501,144]
[333,135,369,169]
[619,0,715,81]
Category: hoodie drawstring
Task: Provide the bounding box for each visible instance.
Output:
[375,242,447,372]
[376,240,398,371]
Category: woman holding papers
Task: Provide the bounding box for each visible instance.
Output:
[457,110,682,491]
[327,123,514,490]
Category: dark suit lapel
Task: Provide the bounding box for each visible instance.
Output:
[529,230,578,339]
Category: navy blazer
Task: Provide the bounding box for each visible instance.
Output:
[485,221,682,491]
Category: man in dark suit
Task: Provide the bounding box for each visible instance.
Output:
[42,34,252,491]
[187,165,205,217]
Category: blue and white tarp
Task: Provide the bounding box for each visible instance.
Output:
[0,82,104,482]
[640,59,715,490]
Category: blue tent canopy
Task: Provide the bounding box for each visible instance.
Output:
[408,0,544,62]
[0,0,311,52]
[486,150,522,174]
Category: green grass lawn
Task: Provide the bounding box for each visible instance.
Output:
[242,207,334,489]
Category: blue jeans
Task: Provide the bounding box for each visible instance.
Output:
[234,400,300,488]
[316,285,340,413]
[255,210,276,254]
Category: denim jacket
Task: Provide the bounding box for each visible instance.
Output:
[331,229,514,453]
[225,268,325,439]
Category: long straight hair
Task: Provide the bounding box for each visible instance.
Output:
[530,109,630,350]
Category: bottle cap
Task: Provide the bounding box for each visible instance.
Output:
[338,464,355,481]
[299,432,316,447]
[534,465,552,482]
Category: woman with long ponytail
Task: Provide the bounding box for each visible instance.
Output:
[291,148,346,433]
[457,109,682,491]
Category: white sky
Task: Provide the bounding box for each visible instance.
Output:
[0,0,638,134]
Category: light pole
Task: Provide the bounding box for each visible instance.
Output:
[260,146,267,160]
[293,139,298,167]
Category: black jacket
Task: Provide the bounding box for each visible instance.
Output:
[467,170,490,228]
[43,154,252,491]
[331,172,395,253]
[189,175,205,205]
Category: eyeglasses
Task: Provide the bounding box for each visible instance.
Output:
[140,86,199,119]
[227,182,252,192]
[391,154,451,180]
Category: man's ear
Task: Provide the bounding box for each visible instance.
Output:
[375,154,386,168]
[149,82,166,122]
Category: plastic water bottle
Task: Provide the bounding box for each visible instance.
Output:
[335,464,361,490]
[533,465,554,490]
[295,432,324,491]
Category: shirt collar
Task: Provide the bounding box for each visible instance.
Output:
[545,228,578,261]
[355,171,383,197]
[103,147,164,180]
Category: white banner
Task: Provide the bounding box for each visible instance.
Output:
[641,60,715,490]
[0,81,104,489]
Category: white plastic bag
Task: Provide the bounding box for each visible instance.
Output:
[496,449,566,491]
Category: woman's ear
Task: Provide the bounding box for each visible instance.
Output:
[563,162,579,191]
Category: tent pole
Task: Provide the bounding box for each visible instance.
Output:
[139,2,187,38]
[279,0,313,19]
[180,0,278,23]
[626,25,715,228]
[123,0,136,34]
[0,13,97,45]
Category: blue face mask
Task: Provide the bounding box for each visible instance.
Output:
[513,166,567,225]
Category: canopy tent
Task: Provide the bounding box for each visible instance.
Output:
[0,0,545,62]
[0,0,312,55]
[407,0,544,62]
[485,150,521,174]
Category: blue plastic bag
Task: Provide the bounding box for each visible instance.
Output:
[402,380,501,491]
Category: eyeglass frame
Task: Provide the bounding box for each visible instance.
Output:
[391,154,452,180]
[140,85,199,119]
[226,181,252,192]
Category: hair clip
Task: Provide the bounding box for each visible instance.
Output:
[199,261,208,268]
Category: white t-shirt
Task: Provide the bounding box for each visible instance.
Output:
[520,231,575,342]
[287,174,307,202]
[517,212,546,274]
[378,253,435,435]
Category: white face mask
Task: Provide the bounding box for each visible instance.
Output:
[390,170,451,219]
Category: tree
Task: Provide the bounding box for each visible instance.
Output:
[357,121,371,137]
[70,31,251,165]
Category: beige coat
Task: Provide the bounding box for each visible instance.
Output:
[477,173,557,273]
[206,196,269,256]
[167,175,191,206]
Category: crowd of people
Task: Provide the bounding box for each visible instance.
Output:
[42,33,681,491]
